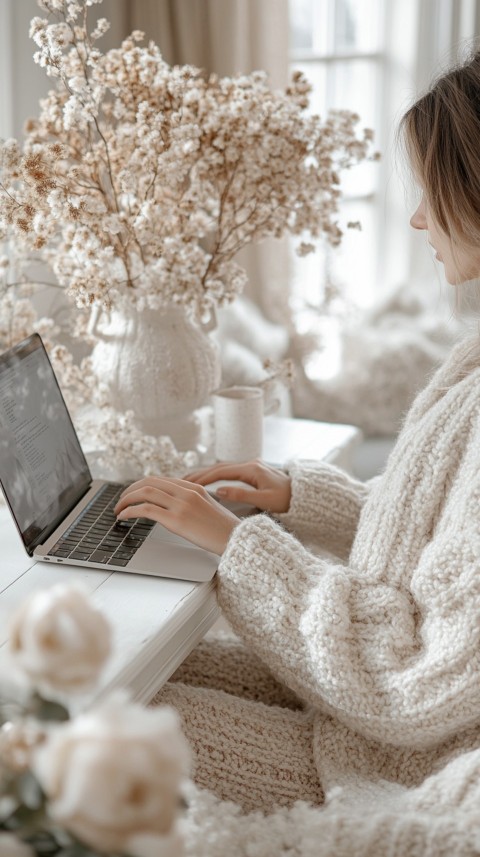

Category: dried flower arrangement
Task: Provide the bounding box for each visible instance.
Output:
[0,0,376,321]
[0,0,377,473]
[0,583,189,856]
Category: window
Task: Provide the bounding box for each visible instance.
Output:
[288,0,386,378]
[289,0,385,309]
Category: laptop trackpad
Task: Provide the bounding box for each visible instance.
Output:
[131,523,219,582]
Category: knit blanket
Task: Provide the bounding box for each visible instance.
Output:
[292,289,463,436]
[182,777,480,856]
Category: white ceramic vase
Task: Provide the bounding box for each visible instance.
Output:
[90,303,221,450]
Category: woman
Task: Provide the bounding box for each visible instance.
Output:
[115,52,480,854]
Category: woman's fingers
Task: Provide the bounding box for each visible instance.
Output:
[115,479,206,516]
[114,462,291,519]
[117,501,168,523]
[118,476,207,503]
[184,461,261,487]
[113,477,240,555]
[118,476,170,497]
[115,485,171,518]
[214,484,261,504]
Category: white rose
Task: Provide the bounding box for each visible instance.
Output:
[0,719,46,772]
[127,829,185,857]
[8,584,111,695]
[0,834,35,857]
[32,692,190,856]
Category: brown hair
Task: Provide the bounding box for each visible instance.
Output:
[400,50,480,249]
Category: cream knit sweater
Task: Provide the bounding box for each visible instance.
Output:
[168,339,480,855]
[219,337,480,743]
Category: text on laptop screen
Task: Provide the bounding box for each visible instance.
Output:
[0,334,90,552]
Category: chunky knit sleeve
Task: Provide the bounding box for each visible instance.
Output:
[217,417,480,749]
[275,459,376,559]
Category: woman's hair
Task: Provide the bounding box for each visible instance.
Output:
[400,50,480,249]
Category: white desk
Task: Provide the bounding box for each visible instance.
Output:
[0,418,361,706]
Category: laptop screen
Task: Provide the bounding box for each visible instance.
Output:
[0,334,91,554]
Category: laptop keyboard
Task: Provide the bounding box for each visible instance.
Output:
[47,483,155,567]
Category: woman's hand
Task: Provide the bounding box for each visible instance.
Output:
[184,459,292,514]
[113,477,240,556]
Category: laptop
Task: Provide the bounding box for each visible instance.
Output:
[0,333,219,582]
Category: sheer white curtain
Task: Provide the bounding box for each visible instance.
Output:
[126,0,288,83]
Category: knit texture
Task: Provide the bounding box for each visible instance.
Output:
[276,461,375,559]
[157,337,480,854]
[170,634,302,710]
[159,681,322,813]
[181,780,480,857]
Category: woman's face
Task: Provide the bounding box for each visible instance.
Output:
[410,192,480,284]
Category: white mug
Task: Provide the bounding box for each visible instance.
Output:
[213,386,264,462]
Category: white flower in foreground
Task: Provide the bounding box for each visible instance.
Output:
[32,692,190,856]
[0,719,46,772]
[0,833,35,857]
[8,584,111,695]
